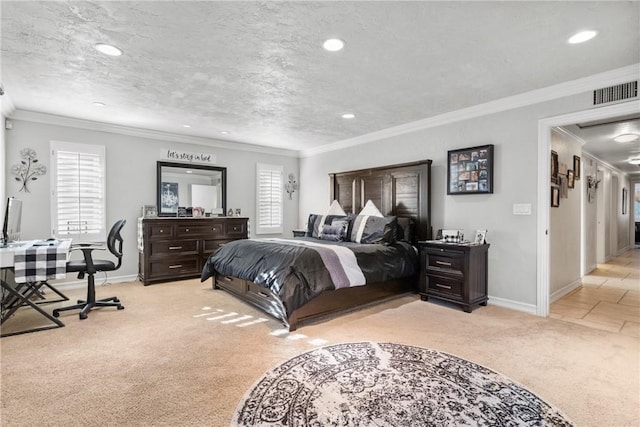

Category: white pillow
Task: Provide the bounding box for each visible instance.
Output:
[359,200,383,217]
[326,200,346,216]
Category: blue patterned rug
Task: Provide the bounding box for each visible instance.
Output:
[233,342,573,426]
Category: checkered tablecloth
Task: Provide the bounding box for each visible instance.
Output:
[13,240,71,284]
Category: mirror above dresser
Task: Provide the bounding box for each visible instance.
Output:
[156,161,227,217]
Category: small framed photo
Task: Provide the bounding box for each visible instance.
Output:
[447,144,494,195]
[551,186,560,207]
[235,208,242,216]
[551,150,559,184]
[567,170,575,189]
[473,230,487,245]
[142,205,157,217]
[573,155,581,180]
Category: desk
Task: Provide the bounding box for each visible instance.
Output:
[1,240,71,337]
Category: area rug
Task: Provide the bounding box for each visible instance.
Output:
[233,342,573,426]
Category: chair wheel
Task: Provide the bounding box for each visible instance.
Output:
[117,306,125,310]
[53,311,59,318]
[79,314,88,320]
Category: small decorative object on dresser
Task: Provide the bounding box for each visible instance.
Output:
[419,240,490,312]
[142,205,157,218]
[473,230,487,244]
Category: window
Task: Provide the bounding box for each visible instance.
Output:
[256,163,283,235]
[50,141,106,242]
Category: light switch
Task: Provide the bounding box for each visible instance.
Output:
[513,203,532,215]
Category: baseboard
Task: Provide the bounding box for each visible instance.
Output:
[550,279,582,303]
[52,274,139,291]
[487,296,537,315]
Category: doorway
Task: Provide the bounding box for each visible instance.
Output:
[537,100,640,317]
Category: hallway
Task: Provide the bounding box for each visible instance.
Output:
[550,248,639,337]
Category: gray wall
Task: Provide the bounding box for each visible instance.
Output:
[4,119,299,281]
[299,91,602,309]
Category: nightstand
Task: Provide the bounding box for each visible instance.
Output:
[292,229,307,238]
[418,241,490,312]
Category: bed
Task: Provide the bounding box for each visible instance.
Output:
[201,160,432,330]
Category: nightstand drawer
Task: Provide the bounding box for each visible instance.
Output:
[427,253,464,272]
[426,274,463,299]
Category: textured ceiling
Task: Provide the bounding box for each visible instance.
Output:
[1,1,639,153]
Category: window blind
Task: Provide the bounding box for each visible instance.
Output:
[51,142,106,241]
[256,163,283,234]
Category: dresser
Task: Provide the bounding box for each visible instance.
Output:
[138,217,248,285]
[418,241,490,312]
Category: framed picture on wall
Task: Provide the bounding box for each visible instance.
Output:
[447,144,494,195]
[573,155,581,180]
[551,150,559,184]
[622,187,627,214]
[551,186,560,207]
[567,170,575,189]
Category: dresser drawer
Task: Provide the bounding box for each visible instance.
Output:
[177,222,224,237]
[148,224,175,239]
[149,258,199,276]
[202,239,232,256]
[149,240,199,257]
[225,219,247,238]
[426,273,463,300]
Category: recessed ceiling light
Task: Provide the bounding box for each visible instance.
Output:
[341,113,355,119]
[185,170,193,174]
[614,133,639,143]
[94,43,123,56]
[568,30,597,44]
[220,131,229,135]
[629,157,640,165]
[183,124,191,128]
[323,38,345,52]
[92,101,105,107]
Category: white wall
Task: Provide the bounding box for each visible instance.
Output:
[4,119,299,282]
[549,129,582,297]
[300,90,611,309]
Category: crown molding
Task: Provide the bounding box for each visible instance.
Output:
[552,127,588,146]
[301,63,640,158]
[8,110,299,158]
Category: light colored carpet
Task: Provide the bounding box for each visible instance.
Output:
[233,342,574,426]
[1,278,638,426]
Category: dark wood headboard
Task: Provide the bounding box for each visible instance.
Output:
[329,160,432,241]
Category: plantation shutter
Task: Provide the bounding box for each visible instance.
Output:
[256,163,283,234]
[51,141,106,241]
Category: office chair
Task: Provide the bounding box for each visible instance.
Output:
[53,219,126,320]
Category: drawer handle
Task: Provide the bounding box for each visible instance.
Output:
[160,230,164,233]
[169,246,183,250]
[168,264,183,269]
[436,261,452,266]
[257,291,270,299]
[435,283,452,290]
[185,228,190,232]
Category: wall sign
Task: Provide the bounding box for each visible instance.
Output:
[161,149,216,164]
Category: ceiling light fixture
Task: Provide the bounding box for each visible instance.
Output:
[614,133,639,143]
[183,124,191,128]
[220,131,229,135]
[92,102,105,107]
[629,157,640,165]
[323,38,345,52]
[341,113,355,119]
[94,43,123,56]
[568,30,597,44]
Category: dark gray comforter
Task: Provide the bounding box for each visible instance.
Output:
[201,237,417,314]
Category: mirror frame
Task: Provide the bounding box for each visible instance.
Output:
[156,161,227,217]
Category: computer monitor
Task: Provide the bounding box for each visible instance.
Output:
[2,197,22,245]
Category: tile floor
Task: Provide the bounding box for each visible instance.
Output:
[550,247,640,337]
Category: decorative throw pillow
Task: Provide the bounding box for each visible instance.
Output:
[359,200,383,217]
[319,219,349,242]
[349,215,397,244]
[308,214,350,238]
[326,200,347,216]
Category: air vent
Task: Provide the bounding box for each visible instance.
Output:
[593,81,638,105]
